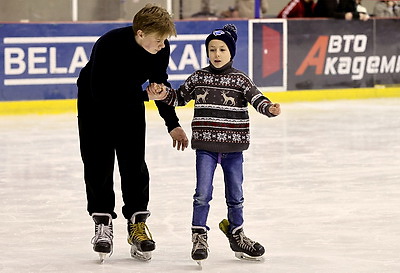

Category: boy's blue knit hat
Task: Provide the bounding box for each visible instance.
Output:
[205,24,238,59]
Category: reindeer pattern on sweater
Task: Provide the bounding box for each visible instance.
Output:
[162,62,276,153]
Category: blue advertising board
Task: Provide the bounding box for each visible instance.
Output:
[1,23,129,101]
[0,21,248,101]
[1,19,399,102]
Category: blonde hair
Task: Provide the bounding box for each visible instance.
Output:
[133,4,177,37]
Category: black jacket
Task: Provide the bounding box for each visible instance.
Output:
[314,0,360,19]
[77,26,180,131]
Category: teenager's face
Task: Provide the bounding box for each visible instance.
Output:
[208,39,231,68]
[136,30,167,54]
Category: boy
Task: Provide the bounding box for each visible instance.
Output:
[77,4,188,262]
[148,24,280,263]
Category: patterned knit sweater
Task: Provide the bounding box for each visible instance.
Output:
[162,62,276,153]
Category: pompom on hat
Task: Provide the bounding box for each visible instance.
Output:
[205,24,238,60]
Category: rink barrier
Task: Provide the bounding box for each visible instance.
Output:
[0,87,398,115]
[1,19,400,102]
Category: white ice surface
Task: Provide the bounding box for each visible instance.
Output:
[0,98,400,272]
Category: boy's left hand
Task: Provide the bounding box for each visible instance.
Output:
[269,103,281,116]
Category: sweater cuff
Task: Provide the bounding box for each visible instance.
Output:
[266,104,277,117]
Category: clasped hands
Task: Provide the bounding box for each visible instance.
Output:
[146,83,168,100]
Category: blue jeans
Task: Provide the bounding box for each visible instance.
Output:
[192,150,244,232]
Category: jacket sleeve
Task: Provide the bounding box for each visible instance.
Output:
[155,100,180,132]
[277,1,299,18]
[149,40,181,132]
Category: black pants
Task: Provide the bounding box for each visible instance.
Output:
[78,103,149,220]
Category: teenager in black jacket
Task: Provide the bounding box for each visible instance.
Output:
[77,4,188,262]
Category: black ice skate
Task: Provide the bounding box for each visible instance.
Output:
[219,219,265,261]
[91,213,113,263]
[191,226,209,267]
[127,211,155,261]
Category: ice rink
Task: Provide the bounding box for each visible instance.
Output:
[1,97,399,272]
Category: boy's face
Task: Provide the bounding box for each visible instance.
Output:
[136,30,168,54]
[208,39,231,68]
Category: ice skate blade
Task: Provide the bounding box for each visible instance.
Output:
[98,252,107,264]
[194,259,205,269]
[234,252,264,261]
[130,245,152,261]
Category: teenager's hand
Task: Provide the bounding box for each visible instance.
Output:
[146,83,167,100]
[269,103,281,116]
[169,127,189,151]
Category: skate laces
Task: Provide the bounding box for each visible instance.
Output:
[129,222,153,242]
[91,223,114,254]
[192,233,209,253]
[234,230,256,251]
